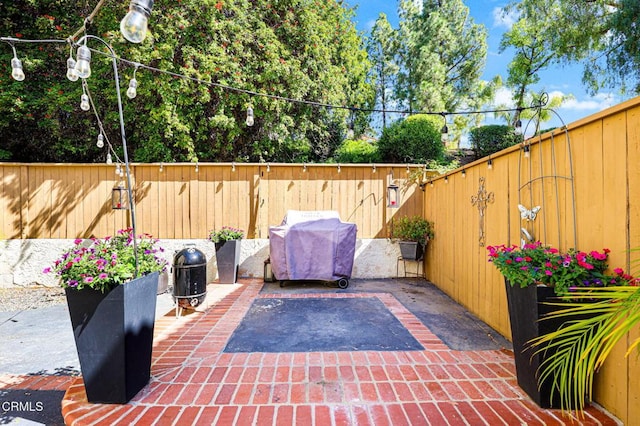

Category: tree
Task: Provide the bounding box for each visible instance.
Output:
[394,0,495,146]
[0,0,374,163]
[502,0,640,95]
[377,114,444,163]
[367,13,398,130]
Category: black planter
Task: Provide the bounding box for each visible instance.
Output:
[65,272,159,404]
[215,240,241,283]
[505,281,583,409]
[398,241,424,260]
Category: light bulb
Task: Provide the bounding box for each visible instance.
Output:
[74,45,91,79]
[80,94,90,111]
[126,78,138,99]
[440,125,448,144]
[524,146,530,158]
[515,119,522,135]
[106,153,113,164]
[11,57,25,81]
[97,134,104,148]
[246,106,255,126]
[120,0,154,43]
[66,57,78,82]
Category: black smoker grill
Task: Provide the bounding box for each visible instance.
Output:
[173,246,207,317]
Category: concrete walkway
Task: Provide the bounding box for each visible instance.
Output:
[1,279,620,425]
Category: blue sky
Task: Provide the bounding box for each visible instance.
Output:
[345,0,628,132]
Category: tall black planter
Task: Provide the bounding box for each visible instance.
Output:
[505,281,580,409]
[65,272,159,404]
[215,240,241,283]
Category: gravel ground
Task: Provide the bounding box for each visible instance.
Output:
[0,286,67,312]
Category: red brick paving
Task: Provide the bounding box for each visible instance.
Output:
[0,279,620,425]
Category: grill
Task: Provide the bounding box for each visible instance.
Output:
[172,245,207,316]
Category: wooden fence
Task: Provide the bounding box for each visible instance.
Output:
[423,96,640,423]
[0,163,430,240]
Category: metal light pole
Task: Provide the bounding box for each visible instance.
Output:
[76,34,139,276]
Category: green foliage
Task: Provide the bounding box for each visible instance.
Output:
[469,125,521,159]
[529,284,640,414]
[45,228,167,293]
[0,0,374,162]
[377,114,443,163]
[335,139,380,163]
[394,0,495,143]
[502,0,640,95]
[391,215,434,246]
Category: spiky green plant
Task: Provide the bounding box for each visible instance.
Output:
[530,285,640,415]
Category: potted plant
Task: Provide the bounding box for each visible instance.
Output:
[487,242,625,409]
[45,228,167,404]
[391,215,434,260]
[209,226,244,283]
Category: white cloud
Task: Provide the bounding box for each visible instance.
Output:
[492,7,518,29]
[555,91,617,112]
[493,87,515,108]
[364,19,377,32]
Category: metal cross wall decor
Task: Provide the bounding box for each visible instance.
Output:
[471,177,495,247]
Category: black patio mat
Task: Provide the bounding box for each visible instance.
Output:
[223,297,424,353]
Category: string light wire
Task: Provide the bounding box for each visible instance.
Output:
[1,35,548,122]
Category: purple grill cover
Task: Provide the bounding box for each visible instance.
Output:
[269,210,357,281]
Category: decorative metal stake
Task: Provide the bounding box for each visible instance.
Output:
[471,177,494,247]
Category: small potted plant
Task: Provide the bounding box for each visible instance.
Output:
[391,215,434,260]
[209,226,244,283]
[45,228,167,404]
[487,242,625,409]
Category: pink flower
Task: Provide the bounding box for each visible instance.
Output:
[74,239,83,245]
[614,268,624,275]
[545,270,553,276]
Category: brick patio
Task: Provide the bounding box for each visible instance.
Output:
[3,279,620,425]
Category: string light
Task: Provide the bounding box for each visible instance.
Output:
[9,45,25,81]
[96,133,104,148]
[461,169,466,177]
[372,164,376,173]
[80,84,90,111]
[444,175,449,183]
[127,64,139,99]
[524,145,530,158]
[440,113,448,144]
[488,158,493,170]
[120,0,154,44]
[337,164,341,173]
[74,43,91,79]
[106,153,113,164]
[159,162,163,172]
[195,162,199,173]
[303,163,307,172]
[66,44,78,82]
[232,162,236,172]
[514,108,523,135]
[245,105,254,127]
[266,163,270,172]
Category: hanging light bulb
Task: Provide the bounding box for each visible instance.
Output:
[524,145,530,158]
[66,56,78,82]
[440,113,448,144]
[74,44,91,79]
[514,118,523,135]
[487,158,493,170]
[96,133,104,148]
[106,153,113,164]
[514,108,523,135]
[80,93,90,111]
[10,47,25,81]
[245,106,255,126]
[120,0,154,44]
[127,77,138,99]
